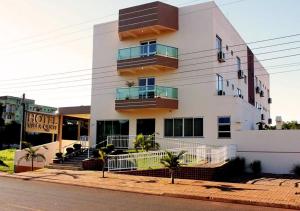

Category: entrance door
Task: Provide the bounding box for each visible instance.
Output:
[136,119,155,136]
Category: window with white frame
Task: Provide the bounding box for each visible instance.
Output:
[236,57,241,71]
[164,118,203,137]
[140,40,156,56]
[237,88,241,96]
[218,117,231,138]
[216,35,222,53]
[216,74,223,94]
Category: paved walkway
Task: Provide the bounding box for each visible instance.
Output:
[1,169,300,209]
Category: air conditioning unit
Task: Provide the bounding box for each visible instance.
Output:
[256,86,260,94]
[268,97,272,104]
[217,51,225,62]
[218,90,225,96]
[268,118,272,124]
[261,114,265,120]
[260,90,264,97]
[238,70,244,79]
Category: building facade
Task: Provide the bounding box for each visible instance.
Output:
[0,96,57,124]
[90,1,271,146]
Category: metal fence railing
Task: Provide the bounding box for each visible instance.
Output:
[107,144,237,171]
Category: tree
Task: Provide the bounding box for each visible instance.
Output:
[133,134,159,152]
[282,121,300,130]
[99,149,108,178]
[160,150,186,184]
[18,142,48,171]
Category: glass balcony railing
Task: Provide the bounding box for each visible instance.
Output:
[116,85,178,100]
[118,43,178,60]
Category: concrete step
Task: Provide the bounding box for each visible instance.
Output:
[48,164,82,171]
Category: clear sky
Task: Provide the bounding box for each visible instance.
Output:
[0,0,299,121]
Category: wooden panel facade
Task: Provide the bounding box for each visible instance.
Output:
[247,47,255,106]
[115,98,178,110]
[118,1,178,40]
[117,55,178,73]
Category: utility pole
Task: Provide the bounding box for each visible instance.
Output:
[19,93,26,149]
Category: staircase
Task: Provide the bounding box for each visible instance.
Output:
[48,150,90,171]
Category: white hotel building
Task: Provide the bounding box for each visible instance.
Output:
[90,1,271,146]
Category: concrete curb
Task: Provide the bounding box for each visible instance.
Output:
[1,173,299,210]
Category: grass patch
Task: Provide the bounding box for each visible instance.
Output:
[0,149,16,173]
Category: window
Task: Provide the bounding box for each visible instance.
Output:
[237,88,241,96]
[232,84,234,91]
[96,120,129,144]
[226,80,229,87]
[174,119,183,137]
[259,80,262,89]
[218,117,231,138]
[164,118,203,137]
[244,75,247,84]
[216,35,222,52]
[140,40,156,56]
[139,77,155,99]
[255,76,258,87]
[216,74,223,93]
[236,57,241,71]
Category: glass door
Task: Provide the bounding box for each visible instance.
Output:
[140,40,156,57]
[139,77,155,99]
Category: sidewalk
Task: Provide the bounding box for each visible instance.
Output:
[1,169,300,210]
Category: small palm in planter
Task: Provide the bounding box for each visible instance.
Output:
[18,142,48,171]
[99,149,108,178]
[160,150,186,184]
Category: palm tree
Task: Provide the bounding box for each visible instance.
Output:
[18,142,48,171]
[133,133,159,152]
[0,160,8,167]
[99,149,107,178]
[160,150,186,184]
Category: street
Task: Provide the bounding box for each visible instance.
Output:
[0,177,289,211]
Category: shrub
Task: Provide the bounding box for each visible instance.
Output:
[66,147,74,155]
[55,152,63,159]
[92,149,100,158]
[73,144,82,151]
[106,144,115,154]
[227,157,245,176]
[291,164,300,177]
[249,160,262,175]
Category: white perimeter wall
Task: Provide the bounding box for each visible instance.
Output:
[14,140,75,168]
[233,130,300,174]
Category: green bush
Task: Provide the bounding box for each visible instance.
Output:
[73,144,82,151]
[66,147,74,155]
[106,144,115,154]
[55,152,63,159]
[249,160,262,175]
[291,164,300,177]
[227,157,245,176]
[92,149,100,158]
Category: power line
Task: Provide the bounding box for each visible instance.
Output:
[1,34,300,84]
[0,0,249,56]
[3,52,300,93]
[1,45,300,89]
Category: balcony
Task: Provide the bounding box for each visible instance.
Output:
[115,85,178,110]
[118,1,178,40]
[117,43,178,74]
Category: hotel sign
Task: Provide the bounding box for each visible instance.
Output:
[25,112,59,134]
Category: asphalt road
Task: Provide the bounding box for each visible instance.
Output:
[0,177,290,211]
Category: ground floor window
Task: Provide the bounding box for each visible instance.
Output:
[96,120,129,144]
[164,117,203,137]
[218,116,231,138]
